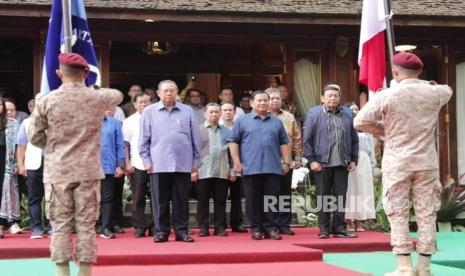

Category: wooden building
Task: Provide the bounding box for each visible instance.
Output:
[0,0,465,184]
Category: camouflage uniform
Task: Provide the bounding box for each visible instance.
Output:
[354,79,452,255]
[29,82,123,263]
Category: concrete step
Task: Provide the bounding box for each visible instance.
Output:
[119,199,302,228]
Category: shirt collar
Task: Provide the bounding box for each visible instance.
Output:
[59,81,86,89]
[190,104,204,110]
[399,78,420,85]
[322,104,341,114]
[251,111,271,120]
[274,109,284,115]
[204,120,222,129]
[156,101,180,111]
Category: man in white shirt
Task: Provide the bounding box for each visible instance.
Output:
[16,105,48,239]
[218,87,245,124]
[122,92,152,238]
[220,103,247,233]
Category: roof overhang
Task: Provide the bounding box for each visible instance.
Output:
[1,5,465,27]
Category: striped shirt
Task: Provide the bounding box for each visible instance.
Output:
[324,107,346,167]
[198,121,233,180]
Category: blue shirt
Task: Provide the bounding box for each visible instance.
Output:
[100,116,125,175]
[16,119,28,146]
[228,111,289,176]
[139,101,201,173]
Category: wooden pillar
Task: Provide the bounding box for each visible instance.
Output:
[330,36,354,104]
[448,45,459,183]
[32,31,43,94]
[438,46,451,184]
[252,45,264,90]
[284,43,295,101]
[99,40,111,87]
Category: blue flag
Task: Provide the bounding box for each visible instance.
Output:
[40,0,100,94]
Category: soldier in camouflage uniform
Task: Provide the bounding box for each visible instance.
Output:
[28,53,123,276]
[354,52,452,276]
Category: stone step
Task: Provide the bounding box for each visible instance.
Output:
[119,199,303,228]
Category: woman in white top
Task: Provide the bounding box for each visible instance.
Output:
[345,104,376,231]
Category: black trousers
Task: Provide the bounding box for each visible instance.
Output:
[0,146,6,226]
[242,174,281,233]
[131,168,153,229]
[277,169,293,229]
[27,166,49,230]
[150,172,190,236]
[100,175,114,228]
[228,177,244,228]
[111,176,125,226]
[195,178,229,229]
[313,166,349,233]
[16,175,27,224]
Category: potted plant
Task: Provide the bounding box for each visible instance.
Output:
[291,158,317,224]
[436,175,465,232]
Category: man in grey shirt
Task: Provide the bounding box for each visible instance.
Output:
[196,103,236,237]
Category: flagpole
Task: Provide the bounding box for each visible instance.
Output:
[62,0,72,53]
[383,0,396,67]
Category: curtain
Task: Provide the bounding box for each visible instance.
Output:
[293,58,321,118]
[457,62,465,185]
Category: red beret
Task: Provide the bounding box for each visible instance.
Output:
[393,52,423,70]
[58,53,89,71]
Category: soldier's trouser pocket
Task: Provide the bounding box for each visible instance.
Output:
[382,172,411,217]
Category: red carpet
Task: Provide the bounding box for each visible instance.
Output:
[92,262,370,276]
[0,227,391,265]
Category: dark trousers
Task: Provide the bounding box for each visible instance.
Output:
[16,175,27,224]
[100,175,114,228]
[277,169,293,229]
[27,166,48,230]
[0,146,5,226]
[131,168,153,230]
[228,177,244,228]
[111,176,125,226]
[195,178,229,229]
[242,174,281,233]
[313,166,349,233]
[18,175,28,203]
[150,172,190,236]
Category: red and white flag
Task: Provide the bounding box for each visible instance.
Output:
[358,0,387,96]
